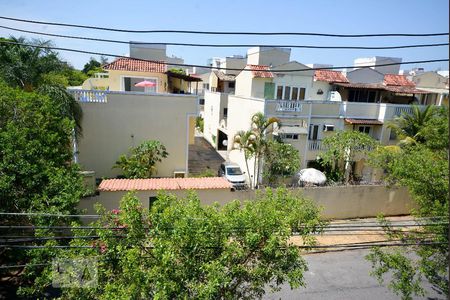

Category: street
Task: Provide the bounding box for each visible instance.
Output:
[264,249,445,300]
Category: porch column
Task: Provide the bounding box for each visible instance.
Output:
[438,93,444,106]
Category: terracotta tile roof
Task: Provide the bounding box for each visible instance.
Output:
[103,57,167,73]
[213,70,236,81]
[247,64,273,78]
[384,85,428,94]
[335,82,385,90]
[383,74,415,86]
[98,177,232,192]
[314,70,349,83]
[345,118,383,125]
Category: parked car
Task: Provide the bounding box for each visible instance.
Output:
[218,163,247,190]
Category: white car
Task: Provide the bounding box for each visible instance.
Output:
[218,163,247,190]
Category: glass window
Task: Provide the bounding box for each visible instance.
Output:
[276,86,283,100]
[299,88,306,100]
[228,82,235,88]
[292,87,299,100]
[227,167,243,175]
[284,86,291,100]
[358,126,371,134]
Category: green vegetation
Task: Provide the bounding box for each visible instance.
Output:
[263,140,300,185]
[82,56,108,77]
[367,106,448,299]
[195,116,204,132]
[114,140,169,178]
[321,130,378,184]
[23,188,325,299]
[168,67,186,75]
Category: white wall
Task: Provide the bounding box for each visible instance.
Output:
[78,92,197,178]
[203,91,228,147]
[347,68,385,84]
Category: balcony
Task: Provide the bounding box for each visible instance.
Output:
[69,89,107,103]
[276,100,303,112]
[308,140,324,151]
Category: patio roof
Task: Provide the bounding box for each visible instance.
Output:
[166,71,203,82]
[314,70,349,83]
[98,177,232,191]
[247,64,274,78]
[345,118,383,125]
[103,57,167,73]
[213,70,236,81]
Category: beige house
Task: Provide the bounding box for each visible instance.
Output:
[411,71,449,106]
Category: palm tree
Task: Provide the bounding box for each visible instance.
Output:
[233,130,256,189]
[389,105,435,145]
[250,112,280,187]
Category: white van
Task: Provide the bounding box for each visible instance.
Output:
[218,163,247,189]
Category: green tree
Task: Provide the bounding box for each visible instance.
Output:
[114,140,169,178]
[250,112,280,187]
[388,105,436,145]
[82,57,101,74]
[263,140,300,185]
[321,130,377,184]
[233,130,256,188]
[22,188,325,299]
[367,109,449,299]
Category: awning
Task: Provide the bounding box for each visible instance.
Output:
[416,87,449,95]
[166,71,203,82]
[277,126,308,134]
[345,118,383,125]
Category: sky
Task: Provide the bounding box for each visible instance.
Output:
[0,0,448,71]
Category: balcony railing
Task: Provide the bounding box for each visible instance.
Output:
[308,140,324,151]
[69,90,107,103]
[276,100,303,112]
[393,105,414,117]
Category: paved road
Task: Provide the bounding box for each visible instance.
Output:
[263,249,445,300]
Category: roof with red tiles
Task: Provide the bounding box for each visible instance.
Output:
[383,74,415,87]
[98,177,232,192]
[314,70,349,83]
[103,57,167,73]
[247,64,273,78]
[345,118,383,125]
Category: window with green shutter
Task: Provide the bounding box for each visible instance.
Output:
[264,82,275,99]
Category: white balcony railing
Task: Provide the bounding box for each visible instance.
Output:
[69,90,107,103]
[393,105,414,117]
[308,140,324,151]
[276,100,303,112]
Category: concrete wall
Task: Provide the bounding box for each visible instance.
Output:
[78,92,197,178]
[79,185,415,220]
[247,47,291,67]
[203,91,228,147]
[347,68,384,84]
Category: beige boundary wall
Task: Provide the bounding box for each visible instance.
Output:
[79,185,414,220]
[77,92,197,178]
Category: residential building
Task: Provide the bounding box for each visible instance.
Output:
[409,71,449,106]
[353,56,402,75]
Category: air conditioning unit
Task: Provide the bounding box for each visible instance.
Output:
[173,171,186,178]
[323,124,335,132]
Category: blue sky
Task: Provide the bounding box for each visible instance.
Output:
[0,0,448,71]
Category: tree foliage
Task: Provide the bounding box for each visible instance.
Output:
[114,140,169,178]
[263,140,300,185]
[367,106,449,299]
[23,188,325,299]
[321,130,378,183]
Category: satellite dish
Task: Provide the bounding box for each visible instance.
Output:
[222,140,228,146]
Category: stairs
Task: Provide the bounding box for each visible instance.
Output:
[188,137,225,176]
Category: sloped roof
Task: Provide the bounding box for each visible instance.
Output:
[247,64,273,78]
[213,70,236,81]
[103,57,167,73]
[98,177,232,191]
[345,118,383,125]
[383,74,415,86]
[314,70,349,83]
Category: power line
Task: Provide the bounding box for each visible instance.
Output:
[0,40,448,73]
[0,16,448,37]
[1,25,448,50]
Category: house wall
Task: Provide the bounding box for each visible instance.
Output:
[223,57,247,76]
[252,78,273,98]
[412,72,448,89]
[247,47,291,67]
[346,68,384,84]
[234,68,254,98]
[311,81,333,101]
[77,92,197,178]
[81,77,110,90]
[273,74,315,99]
[107,70,167,93]
[78,185,414,220]
[203,91,228,147]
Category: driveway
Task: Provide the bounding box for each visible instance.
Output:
[188,136,225,176]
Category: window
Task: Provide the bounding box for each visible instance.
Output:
[284,86,291,100]
[203,83,210,90]
[358,126,371,134]
[282,134,299,140]
[292,87,298,100]
[276,86,283,99]
[228,82,235,89]
[348,89,377,103]
[299,88,306,100]
[199,98,205,105]
[223,108,228,118]
[308,124,319,140]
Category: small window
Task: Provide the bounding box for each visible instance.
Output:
[299,88,306,100]
[358,126,371,134]
[223,108,228,118]
[228,82,235,89]
[292,87,298,100]
[199,98,205,105]
[276,86,283,100]
[284,86,291,100]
